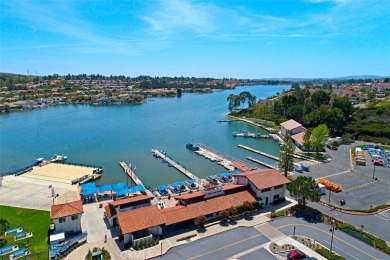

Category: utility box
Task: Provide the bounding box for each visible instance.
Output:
[318,184,326,195]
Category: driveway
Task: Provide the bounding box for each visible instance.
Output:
[270,217,389,260]
[161,227,271,260]
[307,201,390,242]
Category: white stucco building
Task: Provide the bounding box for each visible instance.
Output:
[50,200,84,234]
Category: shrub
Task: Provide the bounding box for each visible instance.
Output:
[236,205,245,215]
[196,215,207,227]
[243,201,254,212]
[274,210,286,218]
[252,201,261,210]
[315,249,345,260]
[219,210,230,221]
[0,219,10,235]
[338,223,390,253]
[140,191,147,195]
[0,238,7,247]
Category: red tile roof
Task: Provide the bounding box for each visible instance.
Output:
[117,205,165,234]
[51,200,83,219]
[291,131,306,146]
[280,119,302,130]
[109,195,153,207]
[117,189,257,234]
[230,161,255,172]
[242,169,290,190]
[174,184,245,201]
[105,205,117,218]
[163,189,256,226]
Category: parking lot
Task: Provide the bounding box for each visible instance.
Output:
[297,141,390,210]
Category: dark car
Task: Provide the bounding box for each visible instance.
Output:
[287,250,307,260]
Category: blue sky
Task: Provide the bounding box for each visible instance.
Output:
[1,0,389,78]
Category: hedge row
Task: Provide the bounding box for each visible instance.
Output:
[315,249,345,260]
[338,223,390,254]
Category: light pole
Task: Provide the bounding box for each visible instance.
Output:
[372,164,376,179]
[328,188,332,206]
[293,226,296,237]
[330,220,335,253]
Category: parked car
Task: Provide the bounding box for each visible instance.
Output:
[287,250,307,260]
[294,166,303,173]
[362,145,368,150]
[373,160,384,166]
[355,159,366,166]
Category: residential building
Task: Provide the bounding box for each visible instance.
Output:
[280,119,305,136]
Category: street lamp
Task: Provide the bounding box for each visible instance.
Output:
[330,219,335,253]
[293,226,296,237]
[328,189,332,206]
[372,164,376,179]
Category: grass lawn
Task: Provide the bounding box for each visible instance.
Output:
[0,205,51,259]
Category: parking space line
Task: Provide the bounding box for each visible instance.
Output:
[316,170,349,180]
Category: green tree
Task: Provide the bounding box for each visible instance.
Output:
[310,90,331,107]
[238,91,252,109]
[291,82,300,90]
[289,176,320,208]
[0,219,10,235]
[287,104,304,121]
[279,136,294,177]
[227,94,240,112]
[302,129,312,153]
[311,124,329,154]
[326,108,345,133]
[332,96,353,121]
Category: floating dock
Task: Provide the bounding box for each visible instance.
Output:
[217,119,238,122]
[247,157,276,169]
[152,149,200,181]
[119,162,143,186]
[238,144,280,161]
[233,131,272,139]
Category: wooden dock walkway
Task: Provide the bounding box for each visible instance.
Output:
[247,157,276,169]
[152,149,199,181]
[119,162,143,186]
[238,144,280,161]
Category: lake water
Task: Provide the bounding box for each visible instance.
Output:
[0,85,288,188]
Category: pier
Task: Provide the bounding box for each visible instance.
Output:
[119,162,144,186]
[247,157,276,169]
[238,144,280,161]
[152,149,200,181]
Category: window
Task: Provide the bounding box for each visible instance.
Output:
[261,188,271,193]
[273,194,280,200]
[274,185,283,190]
[59,217,66,223]
[71,215,78,220]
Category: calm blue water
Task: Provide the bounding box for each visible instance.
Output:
[0,85,288,188]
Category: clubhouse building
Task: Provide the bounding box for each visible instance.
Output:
[106,168,290,245]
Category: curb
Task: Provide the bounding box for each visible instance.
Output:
[317,202,390,216]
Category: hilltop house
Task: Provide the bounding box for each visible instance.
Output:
[280,119,305,136]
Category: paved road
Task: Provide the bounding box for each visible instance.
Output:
[308,201,390,242]
[161,227,271,260]
[270,217,389,260]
